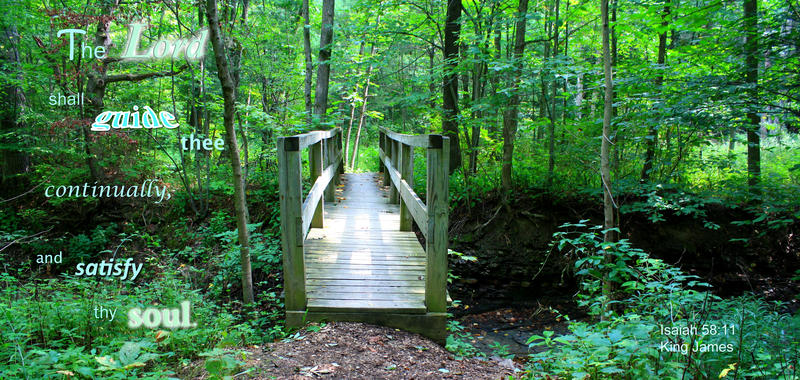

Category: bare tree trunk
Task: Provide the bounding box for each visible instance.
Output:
[547,0,560,184]
[351,47,376,169]
[302,0,313,122]
[744,0,760,194]
[442,0,463,173]
[601,0,617,318]
[501,0,529,192]
[207,0,254,304]
[313,0,336,124]
[641,1,670,182]
[344,42,366,166]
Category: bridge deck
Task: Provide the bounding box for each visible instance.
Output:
[304,173,427,313]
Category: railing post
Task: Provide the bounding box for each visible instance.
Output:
[399,143,414,231]
[382,134,391,186]
[425,135,449,313]
[378,131,386,176]
[389,139,400,204]
[324,136,335,202]
[310,140,324,228]
[278,136,306,323]
[337,131,344,179]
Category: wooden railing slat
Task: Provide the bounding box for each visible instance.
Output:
[295,128,341,150]
[301,157,341,239]
[379,127,429,147]
[379,149,428,237]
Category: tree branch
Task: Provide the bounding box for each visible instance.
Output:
[105,65,188,83]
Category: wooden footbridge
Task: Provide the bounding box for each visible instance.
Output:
[277,127,450,342]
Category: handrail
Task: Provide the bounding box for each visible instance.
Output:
[277,128,343,311]
[378,127,450,313]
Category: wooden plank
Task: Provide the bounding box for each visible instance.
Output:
[379,127,429,148]
[305,241,424,249]
[304,244,423,251]
[305,257,425,264]
[306,262,425,268]
[305,252,423,260]
[306,266,426,274]
[307,299,426,313]
[306,278,424,287]
[425,135,449,313]
[306,258,426,265]
[306,272,423,280]
[305,256,425,263]
[305,231,418,239]
[306,236,421,244]
[306,286,425,294]
[278,137,306,312]
[307,292,425,302]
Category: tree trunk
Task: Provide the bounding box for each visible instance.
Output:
[501,0,529,192]
[547,0,560,184]
[345,42,366,167]
[313,0,336,124]
[641,1,670,182]
[302,0,313,122]
[351,41,378,169]
[744,0,760,194]
[0,24,30,185]
[207,0,254,304]
[442,0,463,173]
[82,1,120,181]
[601,0,616,318]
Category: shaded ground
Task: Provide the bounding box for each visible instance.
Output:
[455,301,581,357]
[182,322,516,379]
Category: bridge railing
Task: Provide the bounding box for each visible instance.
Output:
[378,127,450,313]
[277,128,344,312]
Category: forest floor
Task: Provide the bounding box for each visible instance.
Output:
[182,322,517,379]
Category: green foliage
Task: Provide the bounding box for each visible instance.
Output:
[445,320,482,360]
[523,225,800,379]
[0,264,267,378]
[200,349,246,380]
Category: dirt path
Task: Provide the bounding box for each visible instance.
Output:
[184,322,517,379]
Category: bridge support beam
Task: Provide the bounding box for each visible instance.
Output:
[290,310,447,344]
[425,135,449,313]
[278,136,307,319]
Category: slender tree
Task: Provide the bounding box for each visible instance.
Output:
[0,24,30,185]
[442,0,463,173]
[501,0,529,192]
[313,0,336,123]
[207,0,255,304]
[302,0,313,121]
[601,0,616,317]
[744,0,760,194]
[641,1,671,182]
